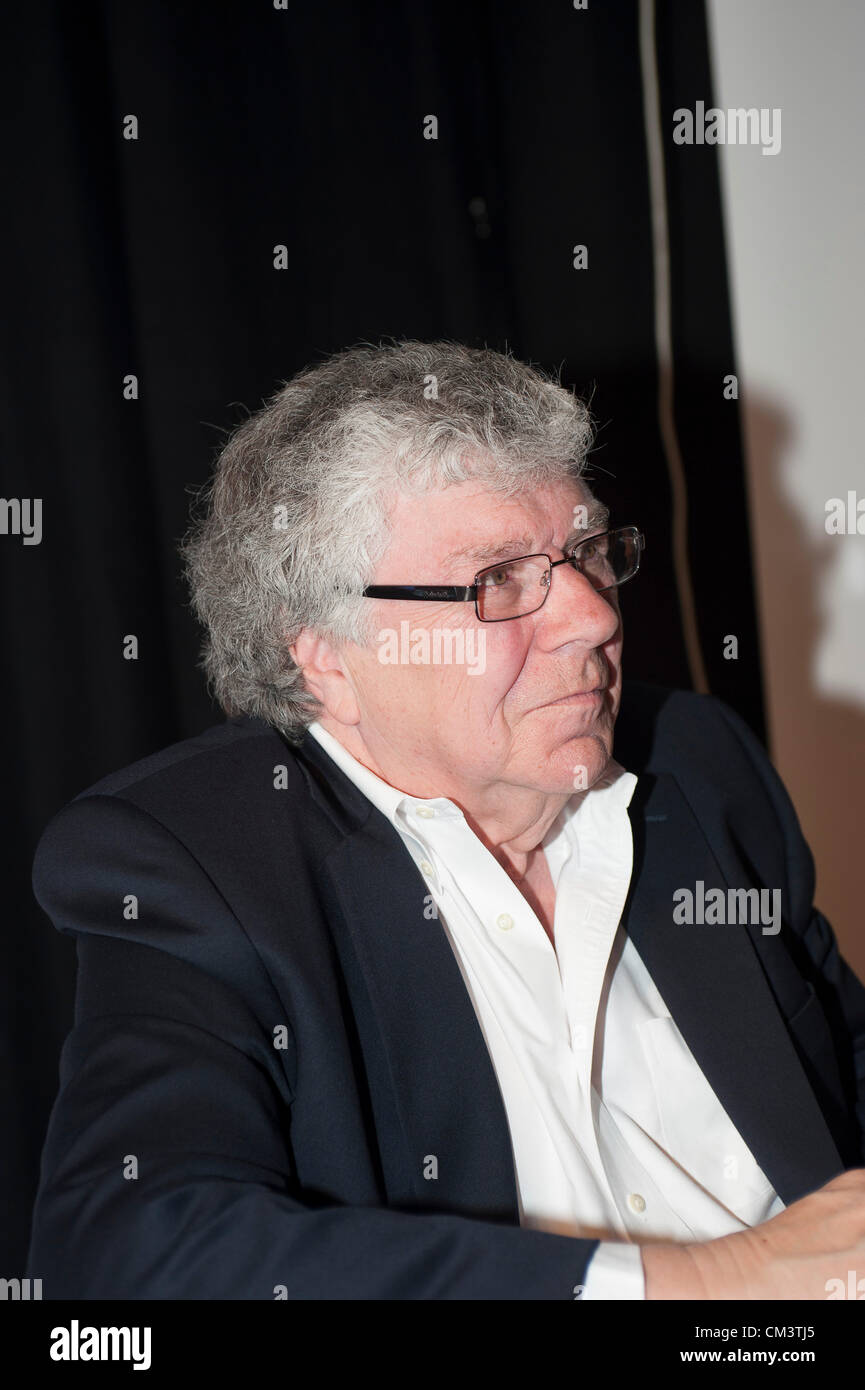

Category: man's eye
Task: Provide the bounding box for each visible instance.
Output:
[482,567,513,588]
[574,536,605,561]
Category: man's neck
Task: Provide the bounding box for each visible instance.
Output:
[313,714,571,875]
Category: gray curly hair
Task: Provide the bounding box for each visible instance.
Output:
[181,339,595,742]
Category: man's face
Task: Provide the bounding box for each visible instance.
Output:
[330,475,624,802]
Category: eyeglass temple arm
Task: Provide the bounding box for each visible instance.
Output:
[362,584,477,601]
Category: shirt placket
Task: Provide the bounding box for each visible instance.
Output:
[557,890,631,1235]
[553,783,642,1237]
[425,812,625,1235]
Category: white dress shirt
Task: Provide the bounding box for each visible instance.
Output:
[307,720,785,1299]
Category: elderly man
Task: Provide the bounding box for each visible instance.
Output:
[29,341,865,1299]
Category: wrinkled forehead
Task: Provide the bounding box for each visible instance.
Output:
[377,476,605,578]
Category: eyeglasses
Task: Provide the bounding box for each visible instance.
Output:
[363,525,645,623]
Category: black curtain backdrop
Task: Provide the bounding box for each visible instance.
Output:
[1,0,764,1271]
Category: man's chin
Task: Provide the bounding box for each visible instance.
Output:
[539,734,612,796]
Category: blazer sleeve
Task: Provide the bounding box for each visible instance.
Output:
[709,694,865,1160]
[27,792,596,1300]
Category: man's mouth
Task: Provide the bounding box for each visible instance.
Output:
[539,684,607,709]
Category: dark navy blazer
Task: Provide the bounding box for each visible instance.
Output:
[27,682,865,1298]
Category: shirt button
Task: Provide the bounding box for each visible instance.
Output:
[415,806,435,818]
[627,1193,647,1214]
[496,913,515,932]
[419,859,435,877]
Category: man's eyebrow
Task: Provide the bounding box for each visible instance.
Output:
[441,502,611,572]
[441,534,538,570]
[567,501,610,540]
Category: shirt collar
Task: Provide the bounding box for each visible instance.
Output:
[306,720,458,828]
[306,719,637,845]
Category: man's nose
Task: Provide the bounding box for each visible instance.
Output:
[538,561,621,645]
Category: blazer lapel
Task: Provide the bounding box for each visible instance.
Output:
[623,772,844,1204]
[296,734,521,1224]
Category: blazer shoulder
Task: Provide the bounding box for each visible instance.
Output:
[31,716,325,942]
[66,715,287,804]
[616,680,769,777]
[33,715,316,896]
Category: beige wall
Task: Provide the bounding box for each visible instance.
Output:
[707,0,865,978]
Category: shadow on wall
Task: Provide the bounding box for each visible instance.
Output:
[743,392,865,982]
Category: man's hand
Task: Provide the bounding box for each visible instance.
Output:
[642,1168,865,1299]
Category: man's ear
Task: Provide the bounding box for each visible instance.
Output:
[289,629,361,726]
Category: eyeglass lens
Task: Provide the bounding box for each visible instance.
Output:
[475,531,638,621]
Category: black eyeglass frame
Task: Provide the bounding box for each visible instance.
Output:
[362,525,646,623]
